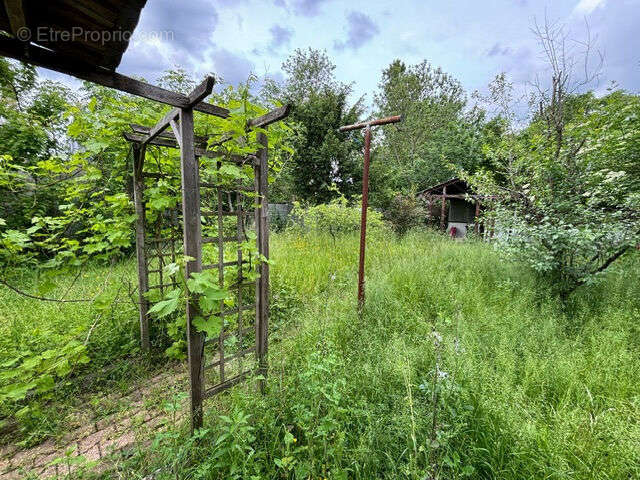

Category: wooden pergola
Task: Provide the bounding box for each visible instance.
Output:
[1,0,290,431]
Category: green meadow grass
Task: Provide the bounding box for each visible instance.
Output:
[0,261,161,445]
[2,230,640,478]
[0,261,139,367]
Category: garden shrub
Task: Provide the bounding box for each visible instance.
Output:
[384,193,426,235]
[289,196,385,236]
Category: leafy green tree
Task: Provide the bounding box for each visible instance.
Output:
[0,59,73,228]
[383,191,427,236]
[263,48,364,203]
[469,20,640,300]
[371,59,485,208]
[470,77,640,300]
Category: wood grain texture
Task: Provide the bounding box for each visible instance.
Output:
[255,131,269,393]
[3,0,26,35]
[132,144,150,352]
[247,104,291,128]
[142,108,179,146]
[178,107,205,433]
[0,37,229,115]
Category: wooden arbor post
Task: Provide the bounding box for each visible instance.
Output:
[178,106,206,430]
[255,131,269,393]
[132,143,150,352]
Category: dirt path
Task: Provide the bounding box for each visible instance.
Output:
[0,367,188,479]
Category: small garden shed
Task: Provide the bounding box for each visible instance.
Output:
[418,178,484,238]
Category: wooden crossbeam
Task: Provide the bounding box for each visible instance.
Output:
[187,76,216,106]
[124,131,179,149]
[143,108,180,146]
[205,326,254,346]
[123,132,247,163]
[0,37,229,117]
[204,346,255,371]
[169,119,182,149]
[202,260,247,270]
[202,236,238,244]
[339,115,403,132]
[141,77,215,146]
[194,103,229,118]
[211,303,256,318]
[247,104,291,128]
[3,0,26,35]
[126,103,289,166]
[129,124,212,147]
[419,193,494,200]
[203,371,251,399]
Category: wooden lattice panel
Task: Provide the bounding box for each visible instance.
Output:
[199,159,260,398]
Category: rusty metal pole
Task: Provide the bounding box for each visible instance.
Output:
[357,125,371,311]
[338,115,403,313]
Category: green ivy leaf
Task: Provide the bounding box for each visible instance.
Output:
[36,374,55,393]
[148,288,181,318]
[199,287,230,313]
[191,315,223,338]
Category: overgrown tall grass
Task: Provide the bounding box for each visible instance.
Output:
[0,261,159,445]
[119,229,640,479]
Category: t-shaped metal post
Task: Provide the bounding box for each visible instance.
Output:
[339,115,403,312]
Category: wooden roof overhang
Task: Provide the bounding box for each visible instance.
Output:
[417,177,498,201]
[418,178,472,197]
[0,0,228,116]
[0,0,292,157]
[1,0,147,70]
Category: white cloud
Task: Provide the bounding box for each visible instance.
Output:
[573,0,606,15]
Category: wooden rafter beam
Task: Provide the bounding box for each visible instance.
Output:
[129,124,212,147]
[132,103,291,151]
[0,37,229,117]
[419,193,496,200]
[169,118,181,149]
[247,104,291,129]
[142,108,179,146]
[187,75,215,106]
[141,76,215,146]
[3,0,26,35]
[123,132,246,163]
[124,131,178,149]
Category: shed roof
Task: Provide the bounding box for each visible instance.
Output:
[1,0,147,71]
[418,177,473,196]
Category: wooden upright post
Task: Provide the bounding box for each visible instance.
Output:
[132,144,150,352]
[474,200,481,235]
[255,131,269,393]
[179,107,205,432]
[440,186,447,231]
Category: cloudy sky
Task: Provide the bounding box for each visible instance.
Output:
[46,0,640,107]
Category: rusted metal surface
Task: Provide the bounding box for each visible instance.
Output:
[338,115,403,312]
[339,115,402,132]
[357,126,372,311]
